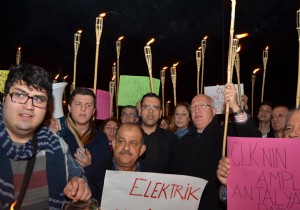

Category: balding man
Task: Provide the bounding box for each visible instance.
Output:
[172,83,260,210]
[271,105,289,138]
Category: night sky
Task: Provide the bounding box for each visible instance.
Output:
[0,0,299,113]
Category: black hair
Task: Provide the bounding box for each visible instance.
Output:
[4,63,52,98]
[69,88,96,107]
[140,92,161,107]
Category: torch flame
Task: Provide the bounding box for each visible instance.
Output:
[18,47,21,51]
[77,30,82,34]
[10,201,16,210]
[118,36,124,41]
[198,46,201,50]
[112,76,116,81]
[265,46,269,51]
[54,74,60,80]
[63,75,68,80]
[167,101,171,104]
[113,62,116,66]
[203,36,208,40]
[237,45,241,53]
[146,38,155,46]
[253,68,260,75]
[100,13,106,17]
[173,62,179,67]
[235,33,249,39]
[162,66,168,70]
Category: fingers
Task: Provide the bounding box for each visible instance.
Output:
[74,148,92,167]
[64,177,92,202]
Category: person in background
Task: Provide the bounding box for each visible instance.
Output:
[158,116,171,130]
[101,117,120,151]
[120,105,139,124]
[0,64,90,209]
[50,87,111,200]
[271,105,289,138]
[138,93,178,173]
[173,102,192,139]
[257,101,274,137]
[91,123,146,202]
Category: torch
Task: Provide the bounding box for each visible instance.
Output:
[112,62,118,118]
[201,36,207,94]
[166,100,171,117]
[261,46,269,102]
[297,9,300,107]
[109,81,115,118]
[170,62,179,106]
[160,66,168,116]
[222,0,237,157]
[72,30,82,93]
[251,68,260,117]
[16,47,21,65]
[234,45,242,106]
[63,75,68,105]
[116,36,124,113]
[196,47,202,95]
[93,13,105,94]
[144,38,155,93]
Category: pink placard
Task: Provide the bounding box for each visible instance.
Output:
[95,89,110,120]
[227,137,300,210]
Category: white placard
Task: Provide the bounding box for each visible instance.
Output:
[204,84,244,114]
[101,170,208,210]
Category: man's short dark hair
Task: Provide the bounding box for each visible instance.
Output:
[140,93,161,107]
[69,88,96,107]
[116,123,145,145]
[122,105,138,115]
[4,63,52,98]
[258,101,273,109]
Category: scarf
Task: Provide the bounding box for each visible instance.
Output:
[0,104,67,210]
[66,114,95,148]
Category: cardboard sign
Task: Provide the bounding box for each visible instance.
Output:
[0,70,9,93]
[227,137,300,210]
[204,84,244,114]
[101,170,208,210]
[118,75,160,106]
[95,89,110,120]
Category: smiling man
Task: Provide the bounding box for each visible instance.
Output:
[0,64,90,210]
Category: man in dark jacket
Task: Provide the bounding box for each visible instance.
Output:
[172,83,261,210]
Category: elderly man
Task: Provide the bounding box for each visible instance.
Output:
[271,105,289,138]
[172,83,260,210]
[0,64,90,209]
[91,123,146,202]
[120,105,139,124]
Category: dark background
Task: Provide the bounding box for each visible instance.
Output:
[1,0,300,114]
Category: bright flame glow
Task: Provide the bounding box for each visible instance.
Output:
[10,201,16,210]
[162,66,168,70]
[100,13,106,17]
[167,101,171,104]
[18,47,21,51]
[112,76,116,81]
[173,62,179,67]
[203,36,208,40]
[54,74,60,80]
[237,45,241,53]
[235,33,249,39]
[118,36,124,41]
[63,75,68,80]
[265,46,269,51]
[77,30,82,34]
[113,62,116,66]
[253,68,260,74]
[146,38,155,46]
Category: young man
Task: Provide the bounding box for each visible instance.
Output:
[0,64,90,209]
[138,93,178,173]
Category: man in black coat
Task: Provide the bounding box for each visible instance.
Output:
[172,83,261,210]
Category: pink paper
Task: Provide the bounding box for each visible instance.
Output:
[227,137,300,210]
[95,89,110,120]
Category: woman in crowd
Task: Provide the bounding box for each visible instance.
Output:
[173,102,192,139]
[101,117,120,151]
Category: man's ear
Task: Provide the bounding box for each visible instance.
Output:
[139,145,146,157]
[68,104,71,113]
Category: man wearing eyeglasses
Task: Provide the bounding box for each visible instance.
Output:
[138,93,178,173]
[172,83,260,210]
[0,64,91,209]
[120,105,138,124]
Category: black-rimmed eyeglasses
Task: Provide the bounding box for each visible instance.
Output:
[9,92,48,109]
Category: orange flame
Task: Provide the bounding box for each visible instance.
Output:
[54,74,60,80]
[173,62,179,67]
[203,36,208,40]
[118,36,124,41]
[253,68,260,74]
[162,66,168,70]
[265,46,269,51]
[17,47,21,51]
[10,201,16,210]
[63,75,68,80]
[237,45,241,53]
[113,62,116,66]
[235,33,249,39]
[77,30,82,34]
[146,38,155,46]
[112,75,116,81]
[167,101,171,104]
[100,13,106,17]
